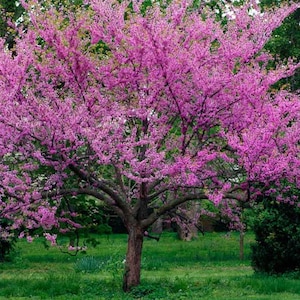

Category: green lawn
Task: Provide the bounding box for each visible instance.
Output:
[1,232,300,299]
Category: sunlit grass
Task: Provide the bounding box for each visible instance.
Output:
[0,231,300,299]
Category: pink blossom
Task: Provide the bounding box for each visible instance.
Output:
[26,236,33,243]
[44,233,57,246]
[0,1,299,288]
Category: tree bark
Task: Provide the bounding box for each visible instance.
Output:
[151,217,163,234]
[239,230,244,260]
[122,225,144,292]
[177,223,198,241]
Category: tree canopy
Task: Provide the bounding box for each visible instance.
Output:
[0,0,299,290]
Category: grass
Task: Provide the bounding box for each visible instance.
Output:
[0,231,300,299]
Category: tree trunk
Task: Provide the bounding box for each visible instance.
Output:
[177,223,198,241]
[239,230,244,260]
[123,225,144,292]
[151,217,163,234]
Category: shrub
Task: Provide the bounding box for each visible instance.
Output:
[251,198,300,274]
[0,239,15,262]
[74,256,103,273]
[0,218,17,262]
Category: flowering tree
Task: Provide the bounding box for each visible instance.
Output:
[0,0,300,290]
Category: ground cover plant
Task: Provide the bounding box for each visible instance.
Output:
[1,232,300,299]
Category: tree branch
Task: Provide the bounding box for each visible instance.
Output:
[42,187,125,218]
[68,164,131,217]
[141,190,246,229]
[141,192,208,228]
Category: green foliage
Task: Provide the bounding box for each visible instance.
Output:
[37,0,85,9]
[51,195,112,252]
[0,238,16,262]
[251,198,300,274]
[263,2,300,91]
[0,0,24,47]
[0,218,17,262]
[96,223,113,235]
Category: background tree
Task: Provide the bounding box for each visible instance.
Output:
[261,0,300,91]
[0,0,300,291]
